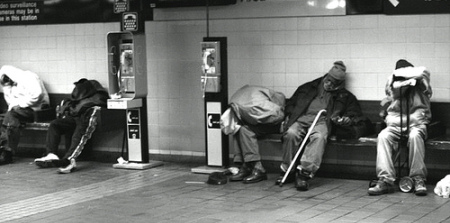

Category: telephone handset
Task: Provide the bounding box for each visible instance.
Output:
[201,42,221,96]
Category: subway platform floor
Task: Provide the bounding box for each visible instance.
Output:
[1,158,450,223]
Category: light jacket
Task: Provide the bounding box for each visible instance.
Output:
[382,66,432,127]
[0,65,49,111]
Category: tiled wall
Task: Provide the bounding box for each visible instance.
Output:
[146,14,450,157]
[0,23,119,93]
[0,13,449,158]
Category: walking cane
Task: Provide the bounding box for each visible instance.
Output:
[279,109,327,187]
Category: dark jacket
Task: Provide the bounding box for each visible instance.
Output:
[284,75,370,138]
[59,79,109,117]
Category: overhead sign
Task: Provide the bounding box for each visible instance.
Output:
[0,0,152,26]
[384,0,450,14]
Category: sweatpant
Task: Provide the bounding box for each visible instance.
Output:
[46,106,101,160]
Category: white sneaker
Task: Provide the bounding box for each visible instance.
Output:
[58,159,76,174]
[34,153,59,162]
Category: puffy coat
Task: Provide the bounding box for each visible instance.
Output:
[382,66,432,127]
[229,85,285,125]
[0,65,49,111]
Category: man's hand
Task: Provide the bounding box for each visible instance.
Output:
[332,116,351,126]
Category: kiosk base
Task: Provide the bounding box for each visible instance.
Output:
[113,161,163,170]
[191,165,228,174]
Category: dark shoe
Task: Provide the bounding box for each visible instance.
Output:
[229,166,252,181]
[51,158,70,167]
[368,179,395,196]
[414,178,427,196]
[243,168,267,184]
[35,160,55,168]
[0,150,13,165]
[295,173,309,191]
[275,171,295,185]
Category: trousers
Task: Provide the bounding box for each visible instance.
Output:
[281,120,328,176]
[0,107,34,153]
[46,106,101,160]
[376,125,428,184]
[232,124,280,164]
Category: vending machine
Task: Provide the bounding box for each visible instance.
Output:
[192,37,229,174]
[107,31,162,169]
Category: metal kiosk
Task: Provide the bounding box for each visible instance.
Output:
[191,37,229,174]
[107,29,162,169]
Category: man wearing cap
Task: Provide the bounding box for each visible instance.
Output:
[368,59,432,196]
[276,61,365,191]
[34,78,109,173]
[0,65,49,165]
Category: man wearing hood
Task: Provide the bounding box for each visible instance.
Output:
[276,61,365,191]
[34,78,109,174]
[368,59,432,196]
[0,65,49,165]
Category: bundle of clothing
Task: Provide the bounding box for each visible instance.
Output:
[221,85,285,135]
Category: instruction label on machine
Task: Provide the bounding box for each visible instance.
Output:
[122,12,138,31]
[207,113,221,129]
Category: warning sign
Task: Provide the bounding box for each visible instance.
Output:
[122,12,138,31]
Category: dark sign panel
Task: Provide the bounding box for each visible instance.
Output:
[0,0,152,26]
[384,0,450,14]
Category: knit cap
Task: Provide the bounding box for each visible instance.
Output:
[329,61,346,80]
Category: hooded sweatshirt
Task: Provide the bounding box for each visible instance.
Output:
[383,66,432,128]
[0,65,49,111]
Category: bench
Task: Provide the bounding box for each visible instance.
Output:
[258,100,450,184]
[0,93,125,158]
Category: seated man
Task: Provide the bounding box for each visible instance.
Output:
[0,65,49,165]
[222,85,285,183]
[277,61,367,191]
[368,59,432,196]
[34,78,109,174]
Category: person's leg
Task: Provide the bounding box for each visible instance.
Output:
[35,117,76,167]
[57,106,101,173]
[46,118,76,156]
[276,122,307,185]
[241,123,280,184]
[408,125,428,196]
[368,126,399,195]
[295,121,328,191]
[230,125,255,182]
[280,122,306,172]
[298,121,328,176]
[0,108,34,165]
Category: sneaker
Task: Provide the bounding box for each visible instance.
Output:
[414,179,427,196]
[35,153,59,168]
[34,153,59,162]
[57,159,76,174]
[368,179,395,196]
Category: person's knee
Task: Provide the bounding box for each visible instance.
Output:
[283,128,299,141]
[409,130,425,142]
[378,129,391,140]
